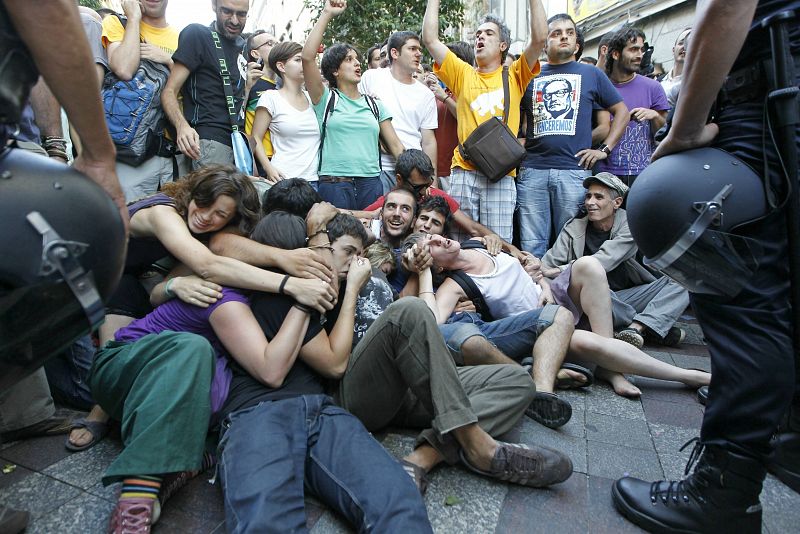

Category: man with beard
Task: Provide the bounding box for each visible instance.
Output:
[517,13,628,257]
[162,0,258,170]
[377,188,419,294]
[597,28,669,186]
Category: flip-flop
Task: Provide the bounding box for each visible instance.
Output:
[399,459,429,495]
[525,392,572,429]
[64,417,110,452]
[556,363,594,389]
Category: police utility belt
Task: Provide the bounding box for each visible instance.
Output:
[718,52,800,108]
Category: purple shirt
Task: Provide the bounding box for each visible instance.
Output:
[597,74,668,176]
[115,288,249,412]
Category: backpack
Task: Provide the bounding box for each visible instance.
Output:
[101,15,171,166]
[317,89,382,173]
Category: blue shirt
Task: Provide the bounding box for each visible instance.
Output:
[521,61,621,170]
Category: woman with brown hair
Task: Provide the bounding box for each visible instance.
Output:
[251,42,321,186]
[66,165,337,452]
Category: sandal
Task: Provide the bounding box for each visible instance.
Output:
[400,459,430,495]
[555,363,594,389]
[525,392,572,429]
[64,417,110,452]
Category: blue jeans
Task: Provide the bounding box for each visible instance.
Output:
[318,176,382,210]
[44,334,95,410]
[516,167,590,257]
[218,395,432,533]
[439,307,558,364]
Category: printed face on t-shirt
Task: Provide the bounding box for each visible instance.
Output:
[531,74,580,136]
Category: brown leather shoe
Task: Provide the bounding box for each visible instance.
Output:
[460,441,573,487]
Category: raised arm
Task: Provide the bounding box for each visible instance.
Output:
[302,0,347,104]
[521,0,547,68]
[417,268,463,324]
[421,0,449,65]
[106,0,143,80]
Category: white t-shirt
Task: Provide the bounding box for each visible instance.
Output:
[467,249,542,318]
[358,68,438,170]
[256,90,320,181]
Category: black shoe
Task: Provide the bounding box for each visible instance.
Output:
[525,392,572,429]
[766,430,800,494]
[697,386,709,406]
[0,506,29,534]
[612,441,765,534]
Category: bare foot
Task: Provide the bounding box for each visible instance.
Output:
[555,368,588,389]
[68,405,109,448]
[608,374,641,398]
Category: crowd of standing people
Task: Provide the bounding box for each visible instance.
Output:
[1,0,797,533]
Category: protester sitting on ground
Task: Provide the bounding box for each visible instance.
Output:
[354,150,520,257]
[365,241,396,275]
[413,195,454,237]
[87,204,421,533]
[541,173,690,350]
[250,210,574,494]
[407,234,710,398]
[67,167,337,452]
[250,41,320,186]
[212,210,433,532]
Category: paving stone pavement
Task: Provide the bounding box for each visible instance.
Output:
[2,319,799,533]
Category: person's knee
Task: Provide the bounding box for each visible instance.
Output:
[572,256,605,279]
[166,333,215,368]
[461,335,496,364]
[552,306,575,333]
[497,365,536,405]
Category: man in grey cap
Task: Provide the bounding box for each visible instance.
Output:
[537,172,689,395]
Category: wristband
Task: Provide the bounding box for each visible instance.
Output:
[293,303,314,314]
[278,274,290,295]
[164,278,176,298]
[597,143,611,155]
[442,94,451,103]
[306,229,329,242]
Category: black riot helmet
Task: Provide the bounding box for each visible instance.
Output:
[626,147,768,298]
[0,147,126,389]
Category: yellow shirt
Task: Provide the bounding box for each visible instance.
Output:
[244,76,276,158]
[101,16,178,55]
[434,50,539,175]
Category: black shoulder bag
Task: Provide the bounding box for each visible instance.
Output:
[458,67,525,182]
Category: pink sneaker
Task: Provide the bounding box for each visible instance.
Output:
[108,497,157,534]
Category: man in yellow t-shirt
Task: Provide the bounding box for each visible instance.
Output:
[101,0,185,201]
[422,0,548,243]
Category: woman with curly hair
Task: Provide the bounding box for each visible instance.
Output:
[66,165,337,452]
[302,0,405,210]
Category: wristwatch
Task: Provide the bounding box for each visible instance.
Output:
[597,144,611,155]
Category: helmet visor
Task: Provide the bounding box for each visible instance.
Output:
[0,281,92,390]
[644,229,762,298]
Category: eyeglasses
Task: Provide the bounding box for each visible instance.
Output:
[410,178,434,197]
[249,29,276,51]
[219,6,248,19]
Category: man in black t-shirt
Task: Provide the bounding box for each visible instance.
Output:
[540,172,689,352]
[161,0,257,170]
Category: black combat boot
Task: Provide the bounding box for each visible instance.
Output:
[766,405,800,494]
[612,440,765,534]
